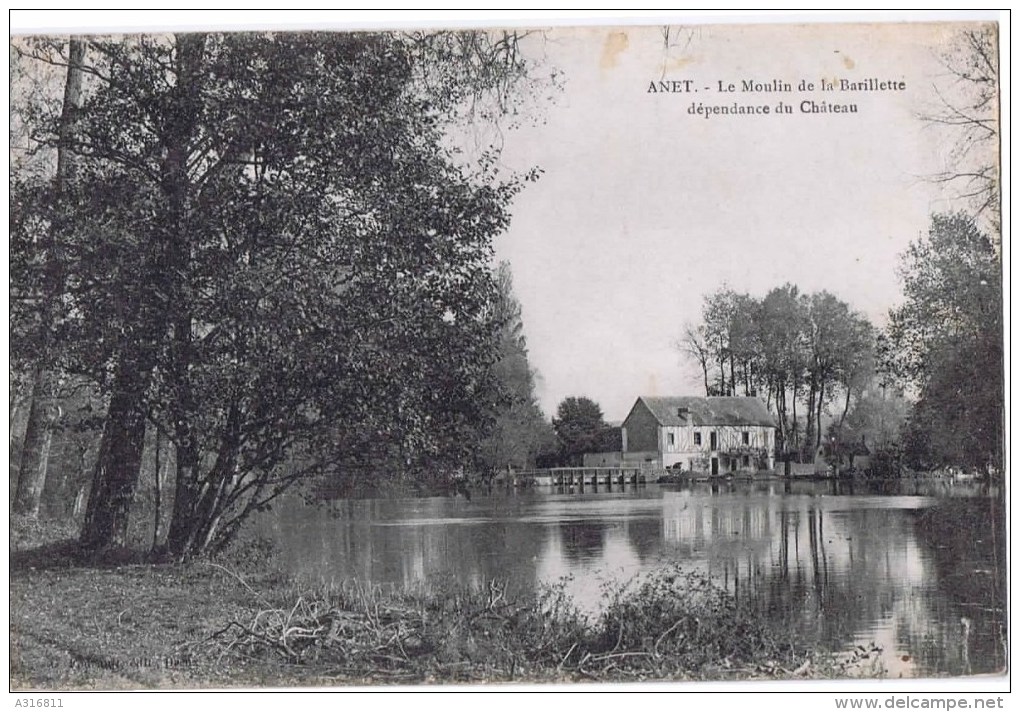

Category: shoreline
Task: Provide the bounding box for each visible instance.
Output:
[10,518,885,690]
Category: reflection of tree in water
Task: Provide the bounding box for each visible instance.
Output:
[269,487,1005,676]
[674,492,1005,676]
[737,502,1004,676]
[623,516,663,562]
[268,495,553,600]
[559,520,609,563]
[909,498,1006,675]
[751,507,872,647]
[464,519,549,599]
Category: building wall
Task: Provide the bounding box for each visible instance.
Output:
[582,451,623,467]
[623,398,777,472]
[622,401,661,453]
[623,450,662,468]
[660,424,775,472]
[582,451,660,468]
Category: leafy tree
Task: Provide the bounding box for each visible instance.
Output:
[552,396,609,466]
[684,289,765,399]
[884,213,1001,383]
[898,26,1001,472]
[883,213,1002,471]
[804,292,875,454]
[476,262,556,473]
[828,323,877,463]
[900,339,1001,472]
[680,284,876,462]
[700,287,737,396]
[834,381,909,456]
[728,292,764,397]
[13,31,548,557]
[757,284,809,455]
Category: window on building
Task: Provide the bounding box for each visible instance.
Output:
[743,455,750,467]
[667,432,675,450]
[742,431,750,445]
[694,432,702,446]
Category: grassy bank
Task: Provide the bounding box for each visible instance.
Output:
[10,517,884,688]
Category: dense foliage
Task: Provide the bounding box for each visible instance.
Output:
[475,262,556,474]
[680,286,874,461]
[10,31,550,557]
[883,213,1002,471]
[551,396,618,465]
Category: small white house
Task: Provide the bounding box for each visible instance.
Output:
[621,396,777,474]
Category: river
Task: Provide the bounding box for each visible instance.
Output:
[259,479,1005,678]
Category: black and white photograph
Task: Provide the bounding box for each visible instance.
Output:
[8,11,1008,698]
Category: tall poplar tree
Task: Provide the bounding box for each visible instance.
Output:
[11,38,84,516]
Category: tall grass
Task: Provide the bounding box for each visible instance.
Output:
[204,564,882,683]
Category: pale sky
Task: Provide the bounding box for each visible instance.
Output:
[488,21,994,420]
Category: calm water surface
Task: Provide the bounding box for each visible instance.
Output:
[260,479,1005,678]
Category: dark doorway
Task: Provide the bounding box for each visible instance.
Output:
[711,457,719,475]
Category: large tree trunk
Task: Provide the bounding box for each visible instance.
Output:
[787,383,795,454]
[151,427,165,552]
[832,384,853,472]
[10,373,30,445]
[158,32,208,558]
[14,38,84,517]
[165,442,200,558]
[80,358,151,551]
[775,380,787,455]
[80,33,206,553]
[815,381,826,450]
[805,377,816,453]
[166,403,242,560]
[13,367,58,515]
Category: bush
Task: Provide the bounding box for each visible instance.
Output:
[597,566,795,673]
[206,564,823,682]
[868,451,901,478]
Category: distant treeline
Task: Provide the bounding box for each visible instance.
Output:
[678,212,1001,473]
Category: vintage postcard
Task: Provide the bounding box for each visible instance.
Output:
[8,11,1006,702]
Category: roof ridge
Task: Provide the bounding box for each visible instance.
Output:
[631,395,776,428]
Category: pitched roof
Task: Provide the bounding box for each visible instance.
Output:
[633,396,776,428]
